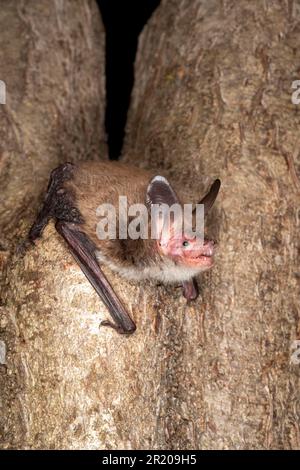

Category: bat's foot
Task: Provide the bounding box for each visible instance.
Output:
[182,279,198,302]
[100,319,136,335]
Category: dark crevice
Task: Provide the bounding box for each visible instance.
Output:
[97,0,161,160]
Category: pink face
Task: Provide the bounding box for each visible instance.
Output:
[158,235,215,269]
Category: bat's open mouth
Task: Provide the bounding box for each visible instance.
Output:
[184,252,214,268]
[191,244,215,259]
[190,253,213,260]
[185,242,215,267]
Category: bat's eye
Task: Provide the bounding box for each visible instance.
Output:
[182,240,189,247]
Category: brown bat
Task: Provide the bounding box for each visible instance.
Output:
[26,161,220,334]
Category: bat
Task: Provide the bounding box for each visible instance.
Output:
[25,161,220,334]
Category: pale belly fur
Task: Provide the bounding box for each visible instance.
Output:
[96,251,206,284]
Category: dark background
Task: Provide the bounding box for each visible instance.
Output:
[97,0,160,160]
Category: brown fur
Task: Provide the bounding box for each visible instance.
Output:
[64,161,160,269]
[62,161,214,283]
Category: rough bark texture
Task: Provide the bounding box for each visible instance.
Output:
[0,0,107,449]
[123,0,300,450]
[1,0,299,451]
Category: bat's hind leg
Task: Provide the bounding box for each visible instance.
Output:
[27,162,82,243]
[182,278,199,301]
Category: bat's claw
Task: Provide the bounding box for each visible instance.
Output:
[99,319,116,330]
[99,319,136,335]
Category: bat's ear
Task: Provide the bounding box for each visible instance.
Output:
[146,176,180,247]
[195,179,221,214]
[146,175,180,207]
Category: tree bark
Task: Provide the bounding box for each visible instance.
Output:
[1,0,300,451]
[0,0,107,449]
[123,0,300,450]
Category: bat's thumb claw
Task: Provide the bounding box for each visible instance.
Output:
[100,319,113,328]
[99,319,136,335]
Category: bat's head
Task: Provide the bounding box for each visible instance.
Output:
[146,176,220,270]
[158,233,215,269]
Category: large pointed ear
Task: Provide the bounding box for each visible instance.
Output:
[146,175,180,207]
[196,179,221,214]
[146,176,180,246]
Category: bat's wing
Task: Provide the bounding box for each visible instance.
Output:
[56,221,136,335]
[197,179,221,213]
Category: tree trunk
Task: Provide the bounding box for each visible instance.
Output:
[0,0,107,449]
[1,0,299,451]
[123,0,300,450]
